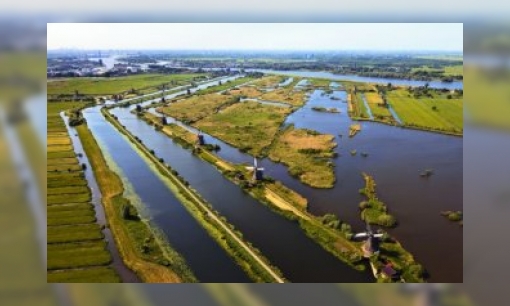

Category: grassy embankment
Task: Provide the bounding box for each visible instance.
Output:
[259,77,307,106]
[76,123,197,283]
[268,125,337,189]
[104,109,286,283]
[358,173,425,283]
[141,112,368,272]
[195,101,292,156]
[347,91,371,120]
[358,173,397,228]
[386,88,463,135]
[193,76,256,95]
[47,101,120,283]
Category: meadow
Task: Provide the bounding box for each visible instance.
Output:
[48,73,207,95]
[260,78,306,106]
[194,101,292,156]
[387,89,463,134]
[158,93,237,123]
[364,92,396,123]
[47,101,119,282]
[268,125,336,188]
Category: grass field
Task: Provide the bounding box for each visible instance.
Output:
[259,78,306,106]
[364,92,396,123]
[250,75,286,87]
[387,89,463,134]
[411,65,463,76]
[195,101,292,156]
[47,101,119,282]
[48,73,207,95]
[158,93,237,123]
[268,125,336,188]
[225,86,263,98]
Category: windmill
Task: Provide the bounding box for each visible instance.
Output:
[245,158,264,181]
[353,222,384,258]
[196,132,205,146]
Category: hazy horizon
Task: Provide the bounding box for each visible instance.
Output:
[47,23,463,52]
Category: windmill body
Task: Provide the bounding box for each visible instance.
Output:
[353,223,384,258]
[245,158,265,181]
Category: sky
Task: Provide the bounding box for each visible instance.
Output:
[47,23,463,51]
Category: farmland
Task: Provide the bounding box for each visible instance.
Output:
[47,101,119,282]
[268,125,337,188]
[364,92,396,123]
[48,73,207,95]
[194,101,292,156]
[387,88,463,134]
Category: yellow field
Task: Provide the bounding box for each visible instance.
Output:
[269,126,336,188]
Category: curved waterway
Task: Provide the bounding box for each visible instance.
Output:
[143,89,462,282]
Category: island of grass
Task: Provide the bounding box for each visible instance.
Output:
[311,106,340,113]
[194,101,292,156]
[441,210,463,226]
[358,173,397,227]
[259,78,307,106]
[157,93,240,124]
[268,125,337,189]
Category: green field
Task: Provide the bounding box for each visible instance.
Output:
[47,102,118,282]
[411,65,463,76]
[47,267,120,283]
[158,93,237,123]
[387,89,463,134]
[364,92,397,123]
[48,73,207,95]
[195,101,292,156]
